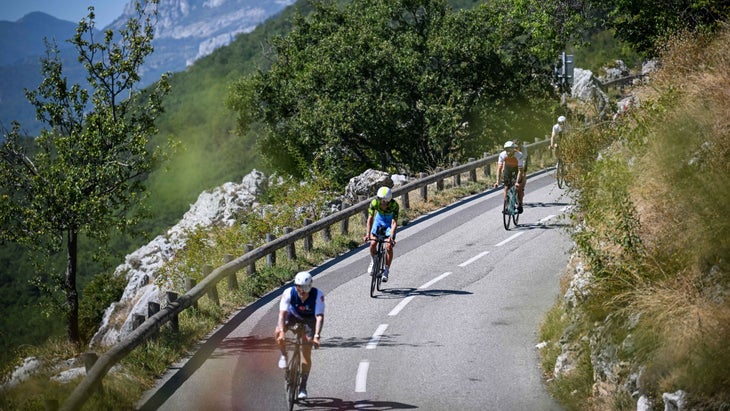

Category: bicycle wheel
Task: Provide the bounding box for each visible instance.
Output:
[370,252,380,298]
[376,249,384,291]
[510,187,520,226]
[502,195,511,230]
[556,158,564,188]
[286,343,300,410]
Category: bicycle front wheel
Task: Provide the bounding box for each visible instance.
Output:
[502,195,511,230]
[286,346,300,410]
[376,250,384,291]
[556,159,564,188]
[370,253,380,298]
[511,187,520,226]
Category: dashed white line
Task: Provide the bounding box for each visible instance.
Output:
[496,231,524,247]
[458,251,489,267]
[366,324,388,349]
[419,272,452,289]
[388,272,452,316]
[355,360,369,392]
[388,296,415,317]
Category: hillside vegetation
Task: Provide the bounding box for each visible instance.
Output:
[539,23,730,410]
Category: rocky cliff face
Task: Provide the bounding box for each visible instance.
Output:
[108,0,294,86]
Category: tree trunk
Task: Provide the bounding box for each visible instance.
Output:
[65,228,80,346]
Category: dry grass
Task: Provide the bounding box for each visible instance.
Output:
[540,22,730,410]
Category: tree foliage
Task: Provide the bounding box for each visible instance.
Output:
[230,0,581,186]
[0,0,170,346]
[590,0,730,56]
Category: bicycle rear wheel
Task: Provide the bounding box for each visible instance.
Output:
[285,344,300,410]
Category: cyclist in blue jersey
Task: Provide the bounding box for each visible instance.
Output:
[275,271,325,400]
[364,186,399,282]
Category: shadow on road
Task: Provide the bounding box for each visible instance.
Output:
[372,288,472,300]
[298,396,418,410]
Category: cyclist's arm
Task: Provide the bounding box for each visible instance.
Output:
[276,289,291,335]
[365,214,374,240]
[516,166,525,186]
[494,163,504,186]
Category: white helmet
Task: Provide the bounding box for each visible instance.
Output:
[503,141,517,149]
[376,186,392,202]
[294,271,313,292]
[558,115,566,123]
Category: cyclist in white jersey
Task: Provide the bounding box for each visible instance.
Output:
[275,271,325,400]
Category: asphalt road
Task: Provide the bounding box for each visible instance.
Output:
[138,170,571,411]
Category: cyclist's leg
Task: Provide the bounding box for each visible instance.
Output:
[299,319,316,395]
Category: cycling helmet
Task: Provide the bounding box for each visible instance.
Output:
[376,186,392,202]
[558,115,566,123]
[294,271,313,292]
[503,141,517,149]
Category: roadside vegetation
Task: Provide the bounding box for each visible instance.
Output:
[538,24,730,410]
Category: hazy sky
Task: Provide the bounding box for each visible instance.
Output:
[0,1,128,28]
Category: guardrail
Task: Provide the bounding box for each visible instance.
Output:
[59,137,551,410]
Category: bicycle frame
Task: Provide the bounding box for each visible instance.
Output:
[502,179,520,230]
[369,229,389,297]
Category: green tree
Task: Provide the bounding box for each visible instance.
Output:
[0,0,170,346]
[590,0,730,55]
[230,0,578,185]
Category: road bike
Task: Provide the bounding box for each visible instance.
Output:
[501,178,520,230]
[284,323,307,411]
[367,227,389,298]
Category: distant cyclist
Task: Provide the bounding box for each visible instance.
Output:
[493,141,525,213]
[275,271,325,400]
[550,115,567,151]
[364,186,399,282]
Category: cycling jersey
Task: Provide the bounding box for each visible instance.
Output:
[280,286,325,338]
[497,150,524,185]
[280,286,325,319]
[497,150,524,169]
[552,123,563,137]
[368,198,399,237]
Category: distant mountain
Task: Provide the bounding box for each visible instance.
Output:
[0,0,293,136]
[106,0,295,86]
[0,12,80,66]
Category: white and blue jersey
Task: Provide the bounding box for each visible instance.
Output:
[279,286,325,337]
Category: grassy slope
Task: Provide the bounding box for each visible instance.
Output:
[539,25,730,410]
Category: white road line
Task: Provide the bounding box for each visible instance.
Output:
[388,296,415,316]
[419,272,452,289]
[538,214,556,224]
[366,324,388,349]
[388,272,452,316]
[355,360,369,392]
[458,251,489,267]
[496,231,524,247]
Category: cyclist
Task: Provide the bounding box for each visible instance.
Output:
[364,186,399,282]
[550,115,567,150]
[275,271,325,400]
[512,139,527,205]
[493,141,525,213]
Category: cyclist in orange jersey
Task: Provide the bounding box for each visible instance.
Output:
[493,141,525,213]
